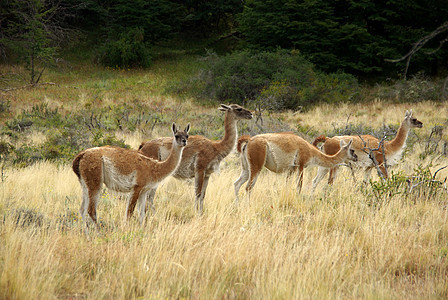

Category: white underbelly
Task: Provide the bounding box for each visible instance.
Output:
[264,143,296,173]
[102,157,137,192]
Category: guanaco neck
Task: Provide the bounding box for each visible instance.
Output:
[384,120,409,153]
[215,112,237,158]
[309,145,346,168]
[153,141,184,178]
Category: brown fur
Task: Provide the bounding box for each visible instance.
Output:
[234,132,358,203]
[73,123,190,233]
[72,151,84,179]
[312,135,327,147]
[237,135,251,153]
[311,110,423,191]
[139,104,253,214]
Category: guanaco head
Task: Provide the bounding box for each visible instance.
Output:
[404,110,423,129]
[218,104,253,120]
[172,123,190,147]
[339,139,358,162]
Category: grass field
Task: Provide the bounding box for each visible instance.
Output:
[1,58,448,299]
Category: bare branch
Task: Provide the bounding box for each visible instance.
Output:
[385,22,448,78]
[0,81,55,92]
[409,181,423,193]
[433,165,448,179]
[358,134,388,180]
[426,35,448,55]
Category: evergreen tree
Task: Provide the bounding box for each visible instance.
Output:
[238,0,448,76]
[1,0,78,83]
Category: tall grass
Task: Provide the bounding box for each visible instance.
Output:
[0,146,447,299]
[1,56,447,299]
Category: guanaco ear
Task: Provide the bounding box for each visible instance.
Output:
[339,139,353,148]
[184,123,191,133]
[347,138,353,147]
[405,109,412,119]
[218,104,231,111]
[172,122,177,134]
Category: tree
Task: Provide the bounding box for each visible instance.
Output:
[237,0,448,76]
[180,0,243,38]
[0,0,78,84]
[386,22,448,100]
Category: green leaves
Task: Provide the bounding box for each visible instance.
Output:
[1,0,56,84]
[187,49,359,110]
[238,0,448,76]
[99,27,152,68]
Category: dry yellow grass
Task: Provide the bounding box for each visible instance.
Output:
[284,101,448,134]
[1,117,447,299]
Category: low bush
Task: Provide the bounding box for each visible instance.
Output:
[98,27,152,69]
[362,164,448,207]
[0,102,138,166]
[374,73,443,102]
[0,99,11,114]
[186,49,359,111]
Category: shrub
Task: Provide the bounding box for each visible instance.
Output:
[193,49,313,103]
[361,164,448,207]
[99,27,152,68]
[5,118,33,132]
[0,99,11,114]
[5,103,63,132]
[375,73,442,102]
[188,49,359,111]
[12,144,43,166]
[0,141,14,158]
[256,71,359,111]
[91,129,129,149]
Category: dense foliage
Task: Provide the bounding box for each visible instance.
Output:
[187,49,359,110]
[238,0,448,75]
[1,0,447,75]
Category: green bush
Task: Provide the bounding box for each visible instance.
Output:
[375,74,442,102]
[5,103,63,132]
[1,103,135,166]
[91,129,129,149]
[188,49,359,110]
[194,49,314,103]
[12,145,43,166]
[361,164,448,207]
[0,99,11,114]
[99,27,152,68]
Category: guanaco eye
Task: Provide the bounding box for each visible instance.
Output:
[237,108,242,111]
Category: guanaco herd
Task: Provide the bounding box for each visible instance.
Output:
[72,104,423,232]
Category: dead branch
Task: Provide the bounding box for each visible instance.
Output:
[433,165,448,179]
[0,82,56,92]
[358,134,388,180]
[425,125,444,154]
[408,181,423,193]
[385,22,448,79]
[426,36,448,55]
[407,165,448,194]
